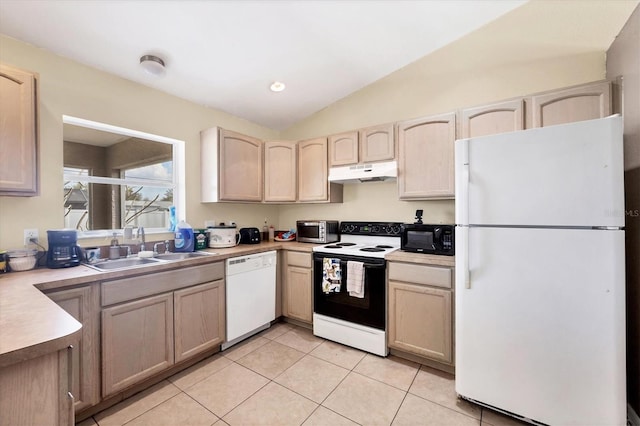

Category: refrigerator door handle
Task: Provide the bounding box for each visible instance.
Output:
[459,139,470,225]
[462,226,470,289]
[459,139,471,289]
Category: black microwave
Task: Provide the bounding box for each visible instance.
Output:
[401,224,455,256]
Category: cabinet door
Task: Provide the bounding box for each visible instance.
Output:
[328,131,359,166]
[298,137,329,202]
[264,141,296,202]
[284,266,313,323]
[460,99,524,138]
[174,280,225,363]
[388,281,452,363]
[0,348,73,426]
[219,128,263,201]
[47,285,100,412]
[397,112,456,199]
[102,293,174,396]
[531,81,611,128]
[0,63,38,196]
[359,124,395,163]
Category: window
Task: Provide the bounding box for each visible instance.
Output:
[62,116,185,235]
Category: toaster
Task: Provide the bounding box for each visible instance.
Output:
[239,227,261,244]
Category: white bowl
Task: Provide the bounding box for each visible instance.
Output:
[7,249,38,272]
[138,250,155,258]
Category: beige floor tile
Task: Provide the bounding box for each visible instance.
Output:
[168,354,233,390]
[309,340,366,370]
[482,408,530,426]
[223,382,317,426]
[408,366,481,420]
[77,417,97,426]
[302,406,359,426]
[274,354,349,403]
[221,336,270,361]
[125,393,218,426]
[274,326,324,353]
[236,340,305,379]
[185,363,269,417]
[392,393,480,426]
[323,372,406,426]
[94,380,180,426]
[354,354,419,391]
[259,322,295,340]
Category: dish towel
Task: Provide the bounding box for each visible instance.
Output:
[322,258,341,294]
[347,261,365,298]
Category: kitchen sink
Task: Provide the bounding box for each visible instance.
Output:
[85,251,217,271]
[155,251,217,261]
[86,257,165,271]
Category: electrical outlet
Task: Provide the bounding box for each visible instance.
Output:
[24,229,39,246]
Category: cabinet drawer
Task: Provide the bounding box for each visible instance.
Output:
[102,262,224,306]
[287,251,311,268]
[388,262,452,289]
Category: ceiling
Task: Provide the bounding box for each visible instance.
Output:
[0,0,527,130]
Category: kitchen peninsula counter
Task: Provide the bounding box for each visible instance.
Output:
[0,241,319,367]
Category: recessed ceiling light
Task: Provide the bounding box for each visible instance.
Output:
[140,54,166,76]
[270,81,286,92]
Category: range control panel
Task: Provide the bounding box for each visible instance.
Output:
[339,221,404,236]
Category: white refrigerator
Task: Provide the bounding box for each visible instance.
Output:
[454,115,626,425]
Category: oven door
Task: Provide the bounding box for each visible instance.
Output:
[313,253,386,330]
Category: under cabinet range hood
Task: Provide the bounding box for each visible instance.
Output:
[328,160,397,184]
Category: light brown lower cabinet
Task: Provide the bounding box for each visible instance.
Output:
[46,284,100,412]
[102,293,174,397]
[282,251,313,323]
[387,262,453,364]
[174,280,225,363]
[0,347,74,426]
[101,262,225,398]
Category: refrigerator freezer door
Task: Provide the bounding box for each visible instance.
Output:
[455,115,624,228]
[455,227,626,425]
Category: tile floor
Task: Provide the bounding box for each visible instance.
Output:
[79,322,526,426]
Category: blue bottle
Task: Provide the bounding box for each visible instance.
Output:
[174,220,194,252]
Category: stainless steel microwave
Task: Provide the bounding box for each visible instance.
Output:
[401,224,455,255]
[296,220,339,244]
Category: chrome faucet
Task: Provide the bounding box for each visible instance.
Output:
[137,227,146,251]
[153,241,166,255]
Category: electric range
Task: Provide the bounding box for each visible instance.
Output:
[312,221,403,356]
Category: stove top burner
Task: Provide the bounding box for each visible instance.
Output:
[360,247,386,252]
[323,245,343,249]
[376,245,393,249]
[336,242,356,247]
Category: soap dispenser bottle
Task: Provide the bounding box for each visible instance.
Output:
[109,233,120,260]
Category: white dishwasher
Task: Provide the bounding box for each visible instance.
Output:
[221,250,277,350]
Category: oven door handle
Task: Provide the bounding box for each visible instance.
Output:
[340,260,385,269]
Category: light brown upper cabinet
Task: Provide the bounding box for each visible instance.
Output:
[298,137,343,203]
[328,131,359,166]
[460,99,525,139]
[264,141,297,202]
[328,124,395,167]
[0,63,38,196]
[397,112,456,200]
[359,123,395,163]
[201,127,263,202]
[531,80,611,128]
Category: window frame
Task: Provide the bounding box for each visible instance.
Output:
[62,115,186,239]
